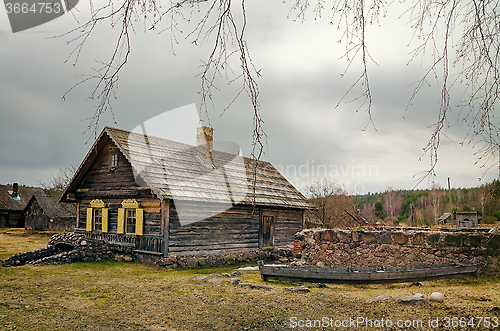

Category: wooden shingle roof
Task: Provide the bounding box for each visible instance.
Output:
[22,193,76,219]
[0,184,44,212]
[63,127,313,209]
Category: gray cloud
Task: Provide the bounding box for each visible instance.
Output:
[0,1,496,192]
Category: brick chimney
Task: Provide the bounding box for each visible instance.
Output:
[196,126,214,166]
[11,183,18,198]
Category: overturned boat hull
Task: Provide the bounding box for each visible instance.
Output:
[258,261,478,284]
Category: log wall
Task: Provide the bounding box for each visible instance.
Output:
[168,201,260,256]
[167,202,304,256]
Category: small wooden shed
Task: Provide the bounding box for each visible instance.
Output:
[455,211,480,228]
[22,193,76,231]
[60,126,313,258]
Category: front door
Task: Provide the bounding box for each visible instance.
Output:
[260,215,274,248]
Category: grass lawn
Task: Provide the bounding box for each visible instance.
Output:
[0,228,57,260]
[1,230,500,330]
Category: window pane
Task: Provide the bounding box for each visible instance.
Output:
[126,209,136,234]
[111,153,118,169]
[94,209,102,231]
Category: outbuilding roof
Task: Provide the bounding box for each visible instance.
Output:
[0,184,44,212]
[22,193,76,220]
[62,127,313,209]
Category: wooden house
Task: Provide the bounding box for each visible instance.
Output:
[0,183,44,228]
[455,211,480,228]
[60,127,313,258]
[22,193,76,231]
[437,213,452,225]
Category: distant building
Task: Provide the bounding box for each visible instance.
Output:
[0,183,44,227]
[455,211,480,228]
[437,213,452,225]
[437,211,481,228]
[22,193,76,231]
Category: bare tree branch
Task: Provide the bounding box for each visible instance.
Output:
[61,0,500,182]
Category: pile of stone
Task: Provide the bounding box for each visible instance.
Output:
[156,247,295,268]
[3,232,134,267]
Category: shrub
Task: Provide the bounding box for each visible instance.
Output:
[482,215,498,224]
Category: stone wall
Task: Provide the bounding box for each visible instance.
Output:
[2,232,295,268]
[293,227,500,274]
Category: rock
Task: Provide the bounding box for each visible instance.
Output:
[316,261,325,267]
[361,233,377,244]
[430,292,445,302]
[318,283,326,288]
[229,278,241,285]
[399,293,427,304]
[210,273,222,277]
[377,232,392,245]
[221,273,231,277]
[186,257,198,267]
[250,284,275,290]
[157,258,175,266]
[198,257,210,267]
[208,278,224,284]
[193,276,208,281]
[321,230,337,242]
[238,282,274,290]
[80,240,88,246]
[231,271,243,277]
[177,258,187,268]
[488,306,500,313]
[123,255,133,262]
[370,294,391,302]
[393,232,408,245]
[286,285,310,293]
[224,255,236,265]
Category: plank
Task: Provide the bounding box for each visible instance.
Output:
[259,264,478,284]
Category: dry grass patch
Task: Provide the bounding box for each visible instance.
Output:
[1,230,500,330]
[0,228,56,260]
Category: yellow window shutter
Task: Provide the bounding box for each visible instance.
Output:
[135,209,144,236]
[102,208,109,233]
[86,208,93,231]
[117,208,125,234]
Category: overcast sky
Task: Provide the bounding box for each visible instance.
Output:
[0,0,498,195]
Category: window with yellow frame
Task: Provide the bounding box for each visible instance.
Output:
[86,199,108,233]
[117,199,143,236]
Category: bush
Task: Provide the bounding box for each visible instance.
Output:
[482,215,498,224]
[492,211,500,222]
[419,219,431,227]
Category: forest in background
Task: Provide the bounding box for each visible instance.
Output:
[352,181,500,226]
[307,180,500,228]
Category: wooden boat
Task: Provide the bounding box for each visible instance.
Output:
[257,261,478,284]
